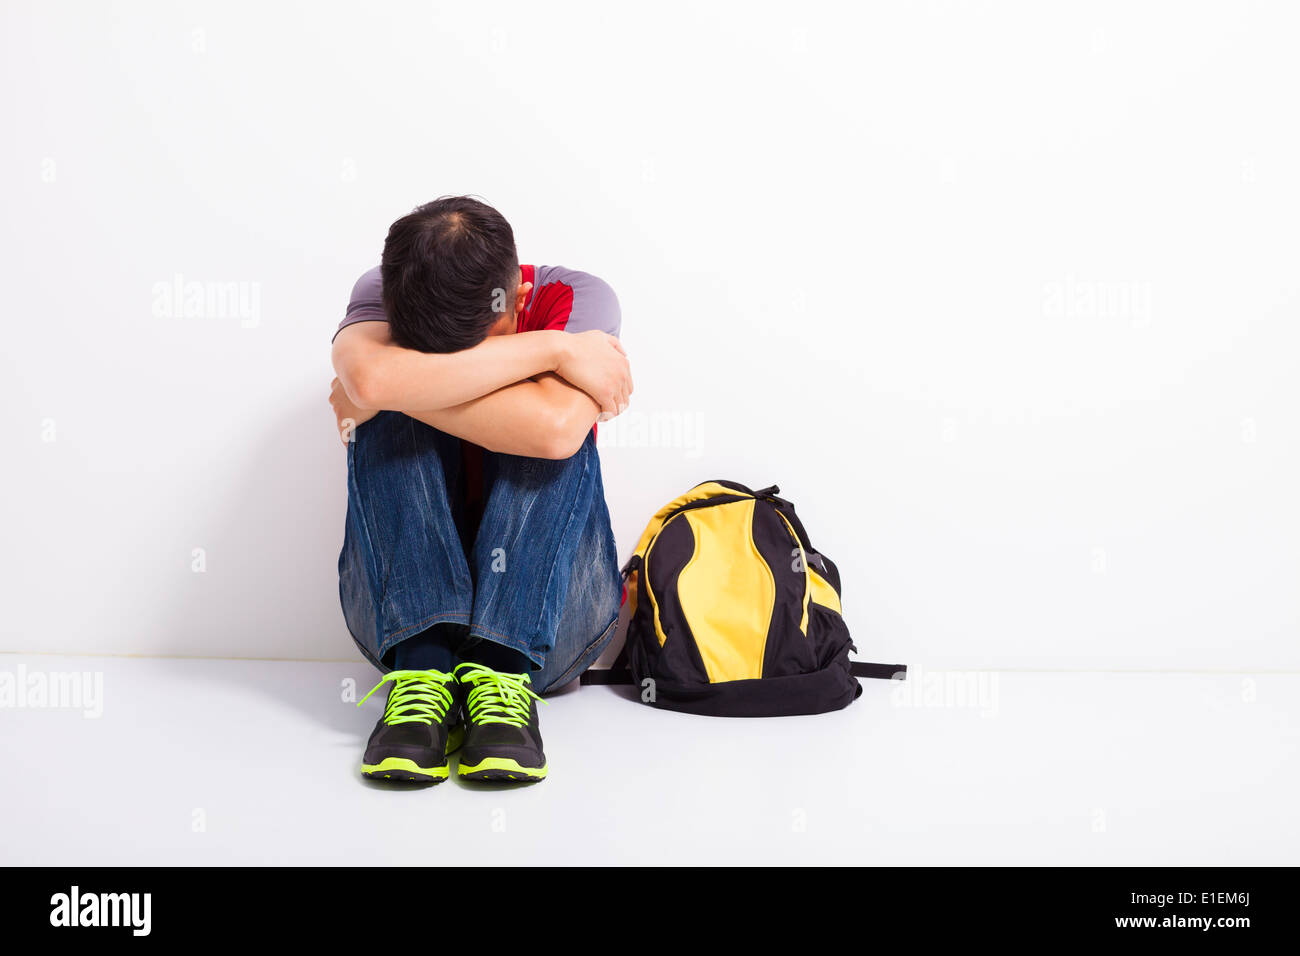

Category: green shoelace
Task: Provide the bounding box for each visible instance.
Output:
[358,669,456,726]
[454,662,545,728]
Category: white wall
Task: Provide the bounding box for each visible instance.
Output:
[3,0,1297,669]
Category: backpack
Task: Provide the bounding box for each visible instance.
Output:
[581,481,906,716]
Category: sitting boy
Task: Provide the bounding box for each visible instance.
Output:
[329,196,632,783]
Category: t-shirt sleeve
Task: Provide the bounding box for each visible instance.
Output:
[333,265,387,341]
[531,265,622,338]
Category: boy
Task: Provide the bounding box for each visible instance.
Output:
[329,196,632,783]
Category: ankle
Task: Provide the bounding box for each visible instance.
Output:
[460,639,532,675]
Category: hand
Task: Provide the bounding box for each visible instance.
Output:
[330,376,377,445]
[555,330,632,419]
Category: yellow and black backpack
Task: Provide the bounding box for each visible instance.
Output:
[582,481,906,716]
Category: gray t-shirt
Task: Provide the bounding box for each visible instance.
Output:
[335,263,621,341]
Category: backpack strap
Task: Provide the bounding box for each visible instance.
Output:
[579,640,632,685]
[851,661,908,680]
[578,666,634,685]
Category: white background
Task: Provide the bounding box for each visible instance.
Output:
[3,0,1297,672]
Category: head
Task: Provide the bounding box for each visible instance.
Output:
[380,196,530,352]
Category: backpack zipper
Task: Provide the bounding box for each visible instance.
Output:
[773,508,812,636]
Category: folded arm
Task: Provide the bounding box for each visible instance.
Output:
[330,321,630,458]
[410,374,601,459]
[331,369,600,460]
[331,322,567,413]
[332,321,629,417]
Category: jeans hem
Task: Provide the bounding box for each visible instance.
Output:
[375,611,471,667]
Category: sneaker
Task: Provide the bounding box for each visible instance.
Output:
[454,662,548,781]
[357,669,464,782]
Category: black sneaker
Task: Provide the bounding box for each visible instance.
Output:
[358,669,463,782]
[453,662,548,781]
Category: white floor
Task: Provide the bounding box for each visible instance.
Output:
[1,654,1295,865]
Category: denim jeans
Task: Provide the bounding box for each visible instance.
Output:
[338,412,623,694]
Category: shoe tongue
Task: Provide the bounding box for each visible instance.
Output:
[392,701,431,719]
[471,678,531,720]
[387,675,449,722]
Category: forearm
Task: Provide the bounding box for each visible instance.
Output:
[407,373,599,459]
[332,326,567,413]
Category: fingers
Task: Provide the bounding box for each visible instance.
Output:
[602,383,628,419]
[561,331,631,418]
[619,358,632,414]
[613,367,630,416]
[330,378,352,445]
[611,340,631,413]
[612,349,631,416]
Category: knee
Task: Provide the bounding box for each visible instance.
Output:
[354,412,458,459]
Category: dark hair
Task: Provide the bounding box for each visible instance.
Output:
[380,196,519,352]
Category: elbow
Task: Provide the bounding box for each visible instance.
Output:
[344,366,386,411]
[536,433,585,461]
[534,413,588,460]
[332,342,387,411]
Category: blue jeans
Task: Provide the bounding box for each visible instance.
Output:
[338,412,622,693]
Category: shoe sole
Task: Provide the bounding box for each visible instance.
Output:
[458,756,548,781]
[361,756,449,782]
[361,726,466,782]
